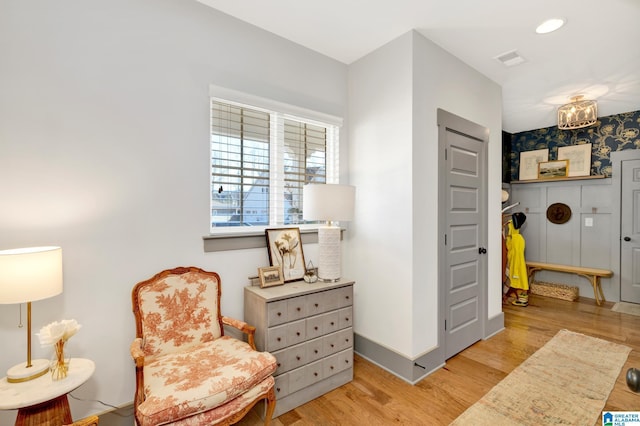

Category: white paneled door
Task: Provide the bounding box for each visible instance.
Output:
[438,109,488,360]
[621,158,640,303]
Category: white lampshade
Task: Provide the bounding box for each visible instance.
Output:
[0,246,63,304]
[303,184,355,222]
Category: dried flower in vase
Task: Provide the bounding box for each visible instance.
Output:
[37,319,81,380]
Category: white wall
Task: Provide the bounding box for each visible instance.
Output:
[346,34,415,355]
[0,0,347,421]
[347,31,502,359]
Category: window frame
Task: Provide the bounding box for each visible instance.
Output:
[208,85,343,236]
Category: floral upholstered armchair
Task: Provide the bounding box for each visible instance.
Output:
[130,267,277,426]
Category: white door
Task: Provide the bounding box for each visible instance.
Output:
[438,109,488,359]
[621,158,640,303]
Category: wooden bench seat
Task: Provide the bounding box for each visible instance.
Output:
[526,261,613,306]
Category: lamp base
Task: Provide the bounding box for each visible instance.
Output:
[7,359,50,383]
[318,226,342,282]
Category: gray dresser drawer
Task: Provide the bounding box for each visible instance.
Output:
[324,327,353,355]
[267,299,289,326]
[289,359,324,394]
[338,306,353,329]
[323,349,352,377]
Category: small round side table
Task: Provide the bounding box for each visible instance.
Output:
[0,358,95,426]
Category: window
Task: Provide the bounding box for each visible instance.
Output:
[210,94,340,233]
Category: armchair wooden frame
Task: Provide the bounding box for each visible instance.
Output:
[131,266,276,425]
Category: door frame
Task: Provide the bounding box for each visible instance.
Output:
[612,149,640,302]
[437,108,489,359]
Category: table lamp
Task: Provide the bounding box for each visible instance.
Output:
[0,246,63,383]
[303,184,355,282]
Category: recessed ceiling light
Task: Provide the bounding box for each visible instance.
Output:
[536,18,566,34]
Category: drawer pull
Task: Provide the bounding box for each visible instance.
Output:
[277,363,281,367]
[330,365,334,370]
[314,349,319,354]
[330,344,335,348]
[345,317,349,321]
[297,307,301,311]
[277,387,280,392]
[345,360,350,364]
[345,338,350,343]
[314,326,319,330]
[315,303,319,307]
[277,312,282,316]
[277,337,281,342]
[330,322,335,326]
[345,296,350,300]
[296,356,301,361]
[314,372,318,377]
[296,332,301,336]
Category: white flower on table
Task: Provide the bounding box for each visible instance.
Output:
[37,319,81,346]
[36,319,81,380]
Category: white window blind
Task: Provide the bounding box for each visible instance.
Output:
[283,119,327,224]
[210,97,339,232]
[211,101,270,227]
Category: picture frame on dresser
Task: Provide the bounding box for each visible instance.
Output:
[265,227,306,282]
[258,265,284,288]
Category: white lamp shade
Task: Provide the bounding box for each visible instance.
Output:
[303,184,355,222]
[0,246,63,304]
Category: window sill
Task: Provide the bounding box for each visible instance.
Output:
[204,228,335,252]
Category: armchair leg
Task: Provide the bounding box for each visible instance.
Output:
[264,386,276,426]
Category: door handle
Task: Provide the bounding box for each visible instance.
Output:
[478,247,487,254]
[624,236,631,242]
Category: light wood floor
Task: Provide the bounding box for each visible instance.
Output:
[235,294,640,426]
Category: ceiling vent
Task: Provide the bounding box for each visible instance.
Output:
[494,50,525,67]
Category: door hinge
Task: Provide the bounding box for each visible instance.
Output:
[445,319,447,331]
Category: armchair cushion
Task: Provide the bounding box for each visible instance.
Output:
[137,335,276,426]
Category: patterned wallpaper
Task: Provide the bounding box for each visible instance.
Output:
[508,110,640,181]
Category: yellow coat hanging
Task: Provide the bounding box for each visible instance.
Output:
[506,221,528,291]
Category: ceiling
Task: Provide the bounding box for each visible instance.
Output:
[197,0,640,133]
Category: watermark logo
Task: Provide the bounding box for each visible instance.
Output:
[603,412,640,426]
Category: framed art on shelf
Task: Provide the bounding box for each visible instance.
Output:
[519,148,549,180]
[538,160,569,179]
[265,227,306,282]
[558,143,592,177]
[258,265,284,288]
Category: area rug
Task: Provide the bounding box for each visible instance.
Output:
[612,302,640,317]
[450,329,631,425]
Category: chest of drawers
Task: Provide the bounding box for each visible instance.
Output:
[244,279,355,418]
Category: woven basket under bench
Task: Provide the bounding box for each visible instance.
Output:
[530,281,579,301]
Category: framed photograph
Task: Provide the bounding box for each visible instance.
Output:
[258,265,284,288]
[265,227,306,282]
[558,143,592,177]
[538,160,569,179]
[519,148,549,180]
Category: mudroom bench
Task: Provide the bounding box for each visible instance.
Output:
[526,261,613,306]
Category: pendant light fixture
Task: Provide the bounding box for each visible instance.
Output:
[557,95,597,130]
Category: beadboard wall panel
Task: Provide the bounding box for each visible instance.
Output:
[509,178,615,301]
